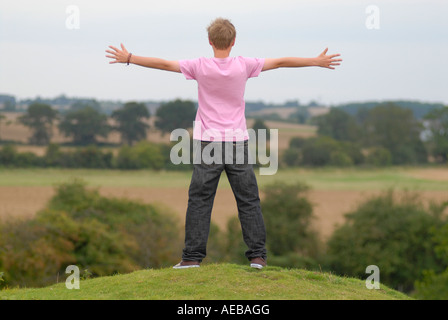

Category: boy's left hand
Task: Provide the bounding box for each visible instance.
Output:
[105,43,129,64]
[317,48,342,69]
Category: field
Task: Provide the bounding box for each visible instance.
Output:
[1,111,448,239]
[1,166,447,240]
[0,112,316,153]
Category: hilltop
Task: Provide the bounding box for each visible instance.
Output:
[0,263,410,300]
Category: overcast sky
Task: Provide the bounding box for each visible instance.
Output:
[0,0,447,106]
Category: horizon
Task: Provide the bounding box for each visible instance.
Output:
[1,92,446,109]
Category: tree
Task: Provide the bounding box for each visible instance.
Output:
[261,181,321,268]
[313,107,361,142]
[251,118,270,140]
[115,141,165,170]
[59,106,110,145]
[155,99,196,135]
[289,107,310,124]
[0,113,5,141]
[364,103,427,164]
[366,146,392,166]
[3,100,16,111]
[69,100,102,112]
[424,106,448,163]
[19,103,58,145]
[327,190,446,292]
[415,216,448,299]
[0,180,183,287]
[112,102,150,145]
[301,136,343,166]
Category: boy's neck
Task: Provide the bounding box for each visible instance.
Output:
[212,45,233,59]
[213,49,231,58]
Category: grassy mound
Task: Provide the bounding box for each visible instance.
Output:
[0,264,411,300]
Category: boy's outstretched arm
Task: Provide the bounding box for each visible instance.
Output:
[105,44,181,73]
[262,48,342,72]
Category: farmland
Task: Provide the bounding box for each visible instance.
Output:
[1,166,447,240]
[1,110,447,240]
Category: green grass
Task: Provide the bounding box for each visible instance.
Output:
[0,166,447,191]
[0,264,411,300]
[264,166,448,191]
[0,168,193,188]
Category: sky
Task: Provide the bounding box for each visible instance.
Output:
[0,0,447,106]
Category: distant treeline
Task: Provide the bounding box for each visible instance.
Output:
[0,94,162,115]
[0,142,190,170]
[0,99,196,146]
[248,100,445,125]
[335,100,445,120]
[1,98,447,168]
[283,102,448,166]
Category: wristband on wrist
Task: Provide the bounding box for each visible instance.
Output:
[127,53,132,65]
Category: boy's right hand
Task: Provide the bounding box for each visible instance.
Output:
[317,48,342,69]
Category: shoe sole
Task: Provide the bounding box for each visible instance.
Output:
[173,264,200,269]
[250,263,265,269]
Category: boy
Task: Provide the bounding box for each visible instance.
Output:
[106,18,341,269]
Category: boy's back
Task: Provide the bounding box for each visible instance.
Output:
[179,56,265,141]
[106,17,341,269]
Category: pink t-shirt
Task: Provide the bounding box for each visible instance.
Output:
[179,56,265,141]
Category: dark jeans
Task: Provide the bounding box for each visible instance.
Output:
[182,140,267,262]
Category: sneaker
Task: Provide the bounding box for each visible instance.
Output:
[250,257,267,269]
[173,260,200,269]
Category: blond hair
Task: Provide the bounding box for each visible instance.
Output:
[207,18,236,50]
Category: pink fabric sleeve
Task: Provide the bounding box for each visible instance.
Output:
[179,58,200,80]
[244,57,265,78]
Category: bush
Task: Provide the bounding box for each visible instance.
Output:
[414,269,448,300]
[159,141,193,171]
[37,209,138,277]
[0,216,77,288]
[0,144,17,166]
[414,219,448,299]
[44,143,64,167]
[115,141,165,170]
[329,150,353,167]
[289,137,307,149]
[261,181,321,268]
[326,190,447,293]
[71,145,113,168]
[366,147,392,166]
[282,148,301,167]
[300,136,363,167]
[0,145,43,167]
[15,151,43,167]
[339,141,365,165]
[301,136,339,166]
[251,119,270,141]
[0,179,183,288]
[222,217,249,265]
[47,179,182,268]
[391,142,427,165]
